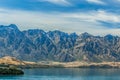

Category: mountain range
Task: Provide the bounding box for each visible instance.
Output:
[0,24,120,62]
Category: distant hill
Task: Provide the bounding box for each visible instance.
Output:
[0,56,25,65]
[0,24,120,62]
[0,56,36,65]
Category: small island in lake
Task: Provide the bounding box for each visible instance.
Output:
[0,56,24,75]
[0,67,24,75]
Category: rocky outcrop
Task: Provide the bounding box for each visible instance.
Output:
[0,24,120,62]
[0,67,24,75]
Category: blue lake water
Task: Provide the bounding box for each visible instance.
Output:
[0,68,120,80]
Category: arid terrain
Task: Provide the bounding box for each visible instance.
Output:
[1,56,120,68]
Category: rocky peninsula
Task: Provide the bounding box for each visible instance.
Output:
[0,67,24,75]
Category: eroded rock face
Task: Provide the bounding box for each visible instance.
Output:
[0,24,120,62]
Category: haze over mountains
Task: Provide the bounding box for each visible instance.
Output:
[0,24,120,62]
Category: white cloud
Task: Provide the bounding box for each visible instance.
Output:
[0,8,120,35]
[62,10,120,24]
[86,0,106,5]
[38,0,71,6]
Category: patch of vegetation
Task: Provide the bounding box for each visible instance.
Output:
[0,66,24,75]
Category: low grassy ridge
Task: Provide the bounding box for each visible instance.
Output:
[1,56,120,69]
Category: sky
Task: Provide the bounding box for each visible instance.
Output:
[0,0,120,35]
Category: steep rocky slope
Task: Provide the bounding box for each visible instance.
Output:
[0,24,120,62]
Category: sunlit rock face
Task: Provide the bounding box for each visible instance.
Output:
[0,24,120,62]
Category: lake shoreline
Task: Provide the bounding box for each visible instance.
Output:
[0,56,120,69]
[14,61,120,69]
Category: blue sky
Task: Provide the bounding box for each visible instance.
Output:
[0,0,120,35]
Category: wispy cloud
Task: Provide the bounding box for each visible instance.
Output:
[38,0,71,6]
[63,10,120,24]
[86,0,106,5]
[0,8,120,35]
[117,0,120,2]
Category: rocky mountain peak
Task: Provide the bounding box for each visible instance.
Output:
[80,32,93,39]
[0,24,19,30]
[0,24,120,62]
